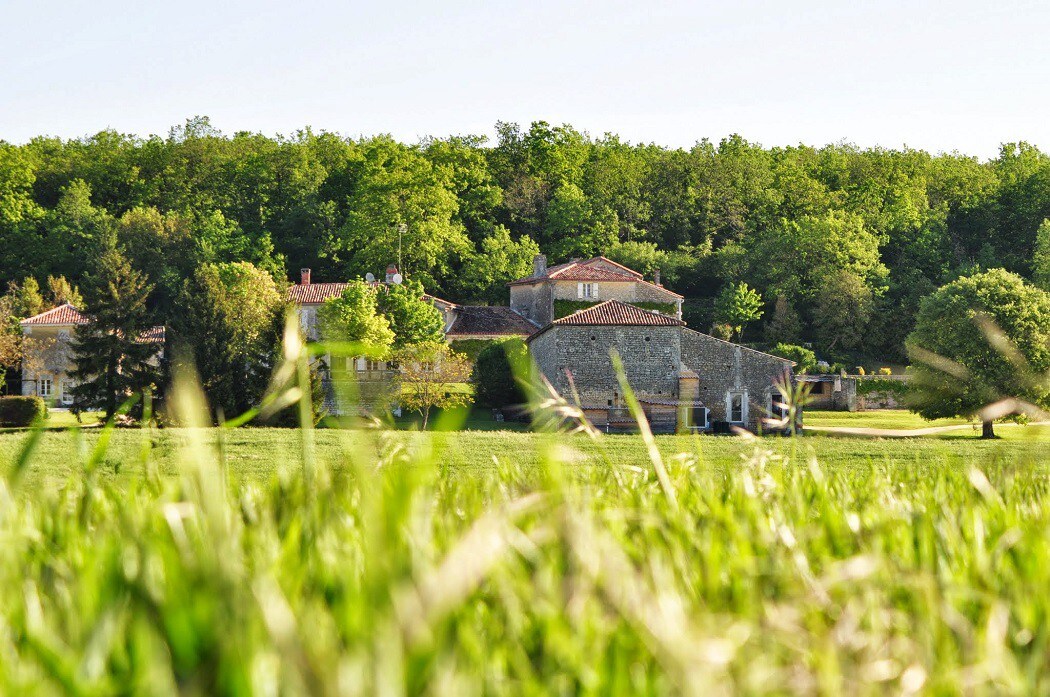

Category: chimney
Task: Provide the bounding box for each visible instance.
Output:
[533,254,547,277]
[653,268,661,286]
[385,264,398,284]
[300,268,311,286]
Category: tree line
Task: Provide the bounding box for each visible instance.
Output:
[4,116,1050,361]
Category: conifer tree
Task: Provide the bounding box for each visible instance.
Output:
[70,248,159,417]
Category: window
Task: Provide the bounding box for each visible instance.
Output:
[61,386,74,406]
[577,282,596,299]
[728,392,745,423]
[39,377,52,398]
[355,358,382,372]
[690,406,709,430]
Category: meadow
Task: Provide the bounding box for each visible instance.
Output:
[2,405,1050,694]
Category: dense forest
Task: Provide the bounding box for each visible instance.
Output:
[3,116,1050,361]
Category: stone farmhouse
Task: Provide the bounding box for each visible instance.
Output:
[19,304,165,407]
[291,255,797,432]
[526,299,795,433]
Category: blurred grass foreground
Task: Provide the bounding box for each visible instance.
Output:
[2,329,1050,694]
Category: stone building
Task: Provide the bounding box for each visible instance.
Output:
[19,304,165,407]
[509,255,683,326]
[288,268,537,414]
[527,300,795,433]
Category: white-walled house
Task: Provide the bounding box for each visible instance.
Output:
[19,304,165,407]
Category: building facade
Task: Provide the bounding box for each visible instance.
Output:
[509,255,683,326]
[19,304,165,407]
[527,300,795,433]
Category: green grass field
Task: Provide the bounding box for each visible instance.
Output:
[3,411,1050,693]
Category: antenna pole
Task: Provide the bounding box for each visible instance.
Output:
[398,222,406,275]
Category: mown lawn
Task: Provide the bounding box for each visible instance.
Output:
[3,425,1049,491]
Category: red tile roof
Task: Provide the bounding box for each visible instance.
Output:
[446,306,538,339]
[509,257,640,285]
[139,326,166,344]
[508,256,683,298]
[287,282,351,304]
[551,300,685,327]
[20,304,89,326]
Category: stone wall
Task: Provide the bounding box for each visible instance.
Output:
[679,329,794,431]
[549,280,681,315]
[528,325,682,407]
[509,282,554,326]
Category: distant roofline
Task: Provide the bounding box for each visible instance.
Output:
[507,256,683,298]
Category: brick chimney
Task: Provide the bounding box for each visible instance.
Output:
[653,268,661,286]
[533,254,547,277]
[300,268,311,286]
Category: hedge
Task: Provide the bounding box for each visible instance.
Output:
[0,396,47,427]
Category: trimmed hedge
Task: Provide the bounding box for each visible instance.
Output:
[0,396,47,426]
[472,338,528,409]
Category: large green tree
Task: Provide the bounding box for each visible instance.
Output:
[317,281,394,354]
[70,248,160,417]
[906,269,1050,438]
[172,262,285,419]
[376,279,444,348]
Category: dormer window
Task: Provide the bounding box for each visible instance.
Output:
[577,282,597,299]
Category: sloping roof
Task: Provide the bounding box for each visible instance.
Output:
[140,326,166,344]
[552,300,685,327]
[509,256,641,285]
[287,282,351,304]
[20,304,89,326]
[508,256,683,299]
[423,293,456,310]
[446,306,538,338]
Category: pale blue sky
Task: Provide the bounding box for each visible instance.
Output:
[2,0,1048,157]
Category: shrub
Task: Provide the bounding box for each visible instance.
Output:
[0,396,47,426]
[769,343,817,374]
[711,323,735,341]
[878,367,892,376]
[855,366,866,376]
[472,338,528,409]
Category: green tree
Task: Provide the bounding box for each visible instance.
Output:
[906,269,1050,438]
[769,343,817,374]
[457,227,540,303]
[377,279,444,348]
[714,282,763,341]
[1033,218,1050,291]
[172,262,285,419]
[812,270,874,352]
[334,137,471,288]
[395,341,472,428]
[69,248,159,417]
[317,281,394,354]
[764,295,802,345]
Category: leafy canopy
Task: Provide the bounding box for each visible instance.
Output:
[906,268,1050,427]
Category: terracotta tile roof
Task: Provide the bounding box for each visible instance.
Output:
[446,306,538,338]
[509,257,641,285]
[287,282,351,304]
[140,326,166,344]
[508,256,683,299]
[20,303,89,326]
[551,299,685,327]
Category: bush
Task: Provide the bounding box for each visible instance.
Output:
[769,343,817,374]
[878,367,893,375]
[472,338,528,409]
[0,396,47,426]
